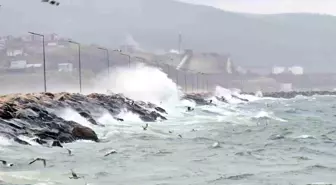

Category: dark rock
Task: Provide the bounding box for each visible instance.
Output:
[71,126,99,142]
[0,92,170,146]
[182,94,213,106]
[232,95,249,102]
[13,137,31,145]
[115,118,124,122]
[155,107,167,114]
[244,91,336,99]
[33,138,48,145]
[51,140,63,148]
[79,111,98,125]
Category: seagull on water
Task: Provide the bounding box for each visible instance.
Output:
[69,169,82,179]
[0,160,14,167]
[212,142,221,148]
[29,158,46,167]
[66,149,74,156]
[104,150,117,157]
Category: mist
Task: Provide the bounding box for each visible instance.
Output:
[1,0,336,72]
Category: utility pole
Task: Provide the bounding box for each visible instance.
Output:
[68,40,82,93]
[184,72,187,92]
[176,70,179,88]
[178,32,182,54]
[28,32,46,92]
[98,47,110,76]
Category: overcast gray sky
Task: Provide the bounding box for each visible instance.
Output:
[179,0,336,15]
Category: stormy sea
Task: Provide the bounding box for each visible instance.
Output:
[0,64,335,185]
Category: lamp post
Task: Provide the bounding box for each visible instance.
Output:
[191,73,194,93]
[206,74,209,92]
[28,32,46,92]
[120,53,131,68]
[98,47,110,76]
[184,72,187,92]
[167,64,170,78]
[200,73,205,93]
[68,40,82,93]
[135,57,145,63]
[197,72,200,93]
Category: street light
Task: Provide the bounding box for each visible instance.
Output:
[200,73,205,93]
[28,31,46,92]
[184,72,187,92]
[205,74,209,92]
[176,70,179,88]
[68,40,82,93]
[166,64,170,78]
[135,57,145,63]
[98,47,110,76]
[197,72,199,93]
[119,53,131,68]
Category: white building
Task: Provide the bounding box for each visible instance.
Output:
[58,63,73,72]
[7,49,24,57]
[288,66,304,75]
[272,66,285,75]
[280,83,293,92]
[9,60,27,69]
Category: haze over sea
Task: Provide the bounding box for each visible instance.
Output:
[0,64,335,185]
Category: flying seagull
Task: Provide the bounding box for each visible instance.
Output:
[142,123,148,131]
[29,158,46,167]
[104,150,117,157]
[0,160,14,167]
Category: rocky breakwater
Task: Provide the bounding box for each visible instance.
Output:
[0,92,167,147]
[246,91,336,99]
[182,93,213,105]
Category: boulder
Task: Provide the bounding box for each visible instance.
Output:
[155,107,167,114]
[51,140,63,148]
[71,126,99,142]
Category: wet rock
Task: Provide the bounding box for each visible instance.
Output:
[115,118,124,122]
[72,126,99,142]
[155,107,167,114]
[244,91,336,99]
[33,138,48,145]
[232,95,249,102]
[13,137,31,145]
[0,92,169,146]
[15,108,39,119]
[182,94,212,105]
[51,140,63,148]
[79,111,98,125]
[0,109,14,120]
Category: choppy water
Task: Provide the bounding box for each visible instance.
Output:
[1,93,336,185]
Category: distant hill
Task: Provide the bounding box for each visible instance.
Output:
[1,0,336,72]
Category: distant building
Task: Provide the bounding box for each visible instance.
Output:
[9,60,27,69]
[272,66,285,75]
[288,66,304,75]
[236,66,247,74]
[280,83,293,92]
[58,63,73,72]
[6,49,24,57]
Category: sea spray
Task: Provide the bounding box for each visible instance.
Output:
[92,63,182,105]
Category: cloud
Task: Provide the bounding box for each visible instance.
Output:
[178,0,336,15]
